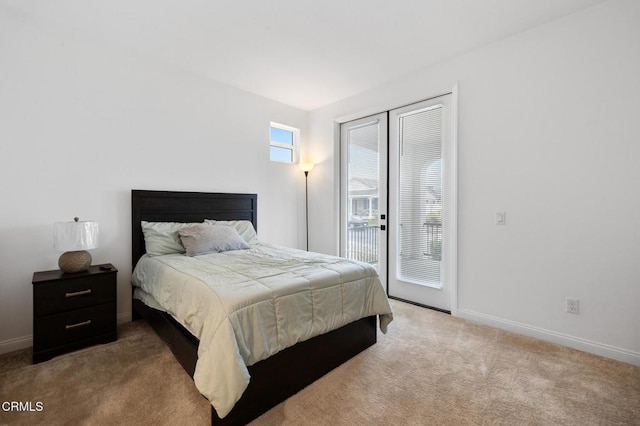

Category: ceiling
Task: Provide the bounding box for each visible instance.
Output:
[4,0,606,111]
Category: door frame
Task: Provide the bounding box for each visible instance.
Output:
[335,84,459,316]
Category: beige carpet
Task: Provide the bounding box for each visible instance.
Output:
[1,300,639,425]
[0,320,210,426]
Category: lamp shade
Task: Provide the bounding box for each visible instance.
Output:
[54,220,99,252]
[299,162,314,173]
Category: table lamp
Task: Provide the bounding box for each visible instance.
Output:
[54,217,99,273]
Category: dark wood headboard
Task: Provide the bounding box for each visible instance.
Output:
[131,190,258,268]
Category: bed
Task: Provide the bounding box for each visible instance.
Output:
[130,190,392,425]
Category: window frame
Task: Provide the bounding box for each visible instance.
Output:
[270,122,299,164]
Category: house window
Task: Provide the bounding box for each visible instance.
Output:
[270,122,298,163]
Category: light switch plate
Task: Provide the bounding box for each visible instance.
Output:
[495,211,506,225]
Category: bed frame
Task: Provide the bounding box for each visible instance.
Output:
[131,190,377,425]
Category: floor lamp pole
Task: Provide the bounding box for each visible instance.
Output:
[299,162,314,251]
[304,170,309,251]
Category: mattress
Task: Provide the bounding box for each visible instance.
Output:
[132,242,393,418]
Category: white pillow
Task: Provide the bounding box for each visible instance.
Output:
[204,219,258,244]
[141,221,197,256]
[179,224,250,256]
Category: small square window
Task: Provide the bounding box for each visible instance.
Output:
[270,122,298,163]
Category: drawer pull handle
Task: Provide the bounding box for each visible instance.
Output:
[65,320,92,330]
[65,289,92,298]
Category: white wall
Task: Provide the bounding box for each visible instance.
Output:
[307,0,640,364]
[0,6,308,352]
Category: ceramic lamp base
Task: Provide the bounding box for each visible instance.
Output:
[59,250,92,273]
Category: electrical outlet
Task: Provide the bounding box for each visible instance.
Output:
[566,298,579,314]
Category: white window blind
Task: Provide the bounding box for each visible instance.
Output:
[398,105,443,287]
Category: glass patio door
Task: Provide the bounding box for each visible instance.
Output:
[340,113,388,286]
[388,94,454,311]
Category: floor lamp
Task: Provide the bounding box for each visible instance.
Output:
[299,162,314,251]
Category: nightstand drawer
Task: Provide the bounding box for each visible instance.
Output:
[34,273,115,316]
[33,303,116,351]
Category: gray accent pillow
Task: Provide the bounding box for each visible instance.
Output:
[204,219,258,244]
[179,224,250,256]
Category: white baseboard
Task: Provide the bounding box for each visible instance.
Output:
[117,312,131,324]
[0,312,133,356]
[457,308,640,366]
[0,334,32,355]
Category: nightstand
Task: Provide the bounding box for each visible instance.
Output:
[32,263,117,363]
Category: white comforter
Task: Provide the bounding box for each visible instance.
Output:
[132,243,393,418]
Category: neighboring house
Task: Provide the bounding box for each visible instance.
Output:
[348,177,379,219]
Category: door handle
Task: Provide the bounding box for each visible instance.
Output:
[380,225,386,231]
